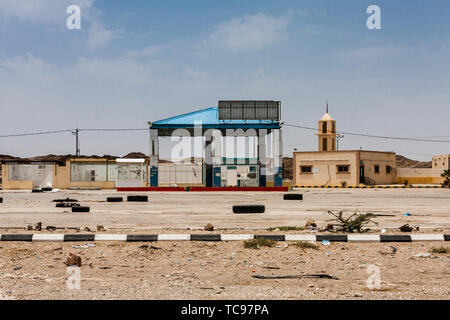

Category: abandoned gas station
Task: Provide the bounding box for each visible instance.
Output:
[148,101,284,189]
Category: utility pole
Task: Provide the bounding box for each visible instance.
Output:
[337,134,344,150]
[73,128,80,156]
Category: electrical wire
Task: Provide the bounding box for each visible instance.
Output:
[284,123,450,143]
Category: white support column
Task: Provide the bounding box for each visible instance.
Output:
[272,128,283,186]
[258,129,267,186]
[149,129,159,186]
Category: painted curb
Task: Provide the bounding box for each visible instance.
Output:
[294,185,444,189]
[0,234,448,242]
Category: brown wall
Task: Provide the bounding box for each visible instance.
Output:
[293,150,396,186]
[1,158,149,190]
[359,151,396,185]
[294,151,359,186]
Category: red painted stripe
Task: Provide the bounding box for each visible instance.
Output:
[189,187,288,192]
[116,187,185,192]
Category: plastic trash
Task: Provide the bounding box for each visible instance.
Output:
[403,212,411,216]
[321,240,331,246]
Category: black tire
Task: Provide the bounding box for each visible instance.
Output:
[283,194,303,200]
[53,198,78,203]
[127,195,148,202]
[32,189,43,193]
[41,187,52,192]
[72,206,90,213]
[107,197,123,202]
[233,205,265,214]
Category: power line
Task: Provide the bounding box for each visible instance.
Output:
[0,129,72,138]
[2,125,450,144]
[80,128,148,132]
[284,123,450,143]
[0,128,149,138]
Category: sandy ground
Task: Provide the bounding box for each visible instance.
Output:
[0,189,449,231]
[0,241,448,300]
[0,189,449,300]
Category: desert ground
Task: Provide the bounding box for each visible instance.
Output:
[0,189,449,231]
[0,189,449,300]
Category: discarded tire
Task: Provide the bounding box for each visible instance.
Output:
[72,206,90,213]
[53,198,78,203]
[283,194,303,200]
[32,189,43,193]
[56,203,80,208]
[233,205,265,214]
[127,195,148,202]
[41,187,52,192]
[107,197,123,202]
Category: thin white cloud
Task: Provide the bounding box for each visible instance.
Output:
[332,45,404,62]
[0,0,94,24]
[86,20,114,50]
[125,45,168,58]
[202,12,292,53]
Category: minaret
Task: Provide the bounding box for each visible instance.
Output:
[317,101,337,151]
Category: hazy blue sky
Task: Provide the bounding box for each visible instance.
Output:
[0,0,449,160]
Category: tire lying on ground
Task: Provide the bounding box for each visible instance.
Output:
[283,194,303,200]
[232,205,265,214]
[41,187,52,192]
[32,189,43,193]
[127,195,148,202]
[72,206,90,213]
[107,197,123,202]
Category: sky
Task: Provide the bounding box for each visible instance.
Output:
[0,0,449,160]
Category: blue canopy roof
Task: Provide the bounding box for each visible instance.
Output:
[151,107,280,130]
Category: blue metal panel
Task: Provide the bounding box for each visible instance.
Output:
[274,167,283,187]
[259,169,266,187]
[151,107,280,130]
[150,166,158,187]
[213,167,221,187]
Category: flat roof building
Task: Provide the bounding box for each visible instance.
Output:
[293,105,397,187]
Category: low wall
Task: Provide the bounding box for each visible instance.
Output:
[397,168,443,184]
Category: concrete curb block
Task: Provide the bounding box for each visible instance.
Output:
[157,234,191,241]
[94,234,127,241]
[220,234,254,241]
[32,234,65,241]
[0,234,448,242]
[347,234,381,242]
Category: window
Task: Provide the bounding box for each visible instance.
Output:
[70,162,108,182]
[322,122,327,133]
[337,165,349,173]
[300,166,312,173]
[386,165,392,174]
[374,165,380,174]
[322,138,327,151]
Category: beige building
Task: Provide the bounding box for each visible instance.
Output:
[1,157,149,190]
[293,107,397,187]
[397,154,449,184]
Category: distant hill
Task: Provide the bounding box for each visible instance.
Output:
[395,155,431,168]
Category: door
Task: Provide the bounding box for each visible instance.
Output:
[227,168,238,186]
[116,162,144,188]
[359,165,365,184]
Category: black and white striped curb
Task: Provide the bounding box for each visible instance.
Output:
[0,234,448,242]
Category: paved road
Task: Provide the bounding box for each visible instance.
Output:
[0,189,449,230]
